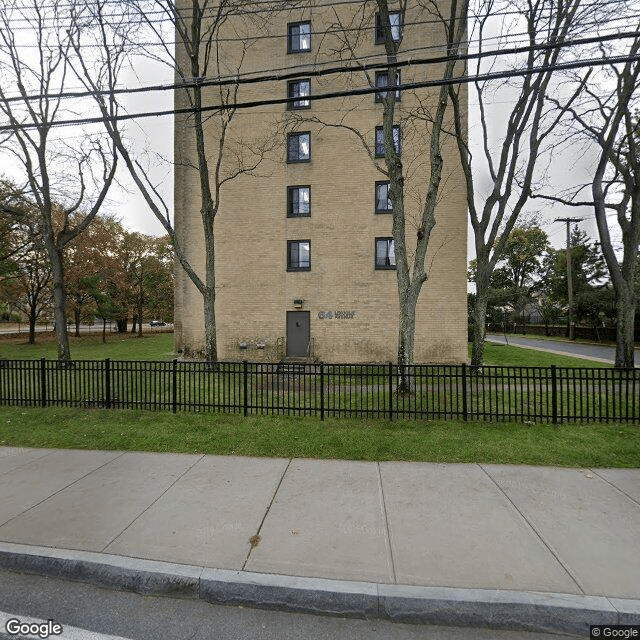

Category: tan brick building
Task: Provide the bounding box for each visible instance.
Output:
[174,1,468,363]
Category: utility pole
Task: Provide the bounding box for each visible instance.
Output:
[554,217,583,340]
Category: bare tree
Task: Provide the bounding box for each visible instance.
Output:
[0,0,118,361]
[536,27,640,368]
[69,0,284,360]
[450,0,609,366]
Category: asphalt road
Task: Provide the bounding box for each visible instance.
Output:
[0,570,578,640]
[486,333,640,365]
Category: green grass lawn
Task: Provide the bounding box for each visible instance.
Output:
[0,406,637,468]
[0,332,637,467]
[0,331,176,361]
[0,331,606,368]
[477,341,605,368]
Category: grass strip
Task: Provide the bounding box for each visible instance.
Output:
[1,405,638,468]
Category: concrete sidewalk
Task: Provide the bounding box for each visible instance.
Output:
[0,447,638,636]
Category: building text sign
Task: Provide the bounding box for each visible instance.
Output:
[318,310,356,320]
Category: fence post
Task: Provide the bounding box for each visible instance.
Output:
[40,357,47,408]
[462,362,468,421]
[104,358,111,409]
[320,362,325,421]
[172,359,178,414]
[388,361,394,421]
[243,360,248,417]
[551,365,557,424]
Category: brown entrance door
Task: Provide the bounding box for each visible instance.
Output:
[286,311,310,357]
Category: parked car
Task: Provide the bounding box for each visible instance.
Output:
[149,320,167,327]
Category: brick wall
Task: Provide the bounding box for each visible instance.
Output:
[174,1,468,363]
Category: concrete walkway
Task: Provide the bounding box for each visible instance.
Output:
[0,447,639,636]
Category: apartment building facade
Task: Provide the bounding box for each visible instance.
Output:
[174,1,468,363]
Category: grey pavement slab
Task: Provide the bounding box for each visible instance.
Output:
[0,452,200,551]
[0,449,122,526]
[245,459,395,583]
[104,455,289,569]
[0,447,55,475]
[484,464,640,599]
[379,462,581,593]
[593,468,640,504]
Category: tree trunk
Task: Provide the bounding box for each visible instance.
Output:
[203,282,217,362]
[74,308,81,337]
[397,285,419,393]
[49,247,71,362]
[615,289,636,368]
[471,290,489,367]
[28,311,36,345]
[102,318,107,344]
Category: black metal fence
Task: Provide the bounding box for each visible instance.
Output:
[0,358,638,423]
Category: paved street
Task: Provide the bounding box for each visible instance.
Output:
[0,569,578,640]
[486,333,640,365]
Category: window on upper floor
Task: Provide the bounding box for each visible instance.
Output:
[375,181,393,213]
[288,79,311,109]
[287,186,311,217]
[287,132,311,162]
[375,11,402,44]
[375,125,401,158]
[375,70,401,102]
[288,21,311,53]
[375,237,396,269]
[288,240,311,271]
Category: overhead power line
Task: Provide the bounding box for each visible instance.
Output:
[1,28,638,105]
[2,50,640,132]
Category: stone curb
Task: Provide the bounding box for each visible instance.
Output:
[1,542,638,636]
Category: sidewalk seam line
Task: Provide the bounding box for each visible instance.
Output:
[101,454,206,553]
[590,469,640,508]
[478,464,586,596]
[242,458,292,571]
[376,462,397,584]
[0,449,57,479]
[0,451,127,530]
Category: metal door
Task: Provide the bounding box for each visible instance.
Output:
[286,311,310,357]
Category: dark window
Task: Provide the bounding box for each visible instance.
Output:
[375,125,401,157]
[287,132,311,162]
[288,240,311,271]
[375,11,402,43]
[288,21,311,53]
[375,70,401,102]
[375,181,393,213]
[375,238,396,269]
[287,186,311,217]
[288,79,311,109]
